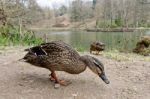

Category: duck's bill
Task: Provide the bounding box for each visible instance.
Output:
[99,73,110,84]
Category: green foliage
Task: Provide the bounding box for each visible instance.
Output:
[147,23,150,27]
[59,5,67,16]
[92,0,97,9]
[76,46,85,52]
[96,18,124,28]
[138,21,150,27]
[115,18,123,27]
[70,0,83,22]
[0,25,43,46]
[70,9,81,22]
[74,44,86,52]
[96,20,118,28]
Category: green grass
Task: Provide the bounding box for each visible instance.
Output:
[75,46,86,52]
[0,25,43,46]
[102,50,150,62]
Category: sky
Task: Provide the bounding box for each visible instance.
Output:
[37,0,72,8]
[36,0,92,8]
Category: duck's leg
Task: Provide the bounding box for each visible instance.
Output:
[97,51,100,55]
[49,73,56,82]
[96,51,99,55]
[51,71,71,86]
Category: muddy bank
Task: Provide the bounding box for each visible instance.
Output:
[86,28,135,32]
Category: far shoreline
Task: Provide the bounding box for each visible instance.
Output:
[29,27,150,32]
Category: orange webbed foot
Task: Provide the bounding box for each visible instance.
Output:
[56,80,72,86]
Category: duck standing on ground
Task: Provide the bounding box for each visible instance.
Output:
[22,41,110,86]
[90,41,105,54]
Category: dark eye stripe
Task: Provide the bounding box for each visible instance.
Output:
[94,62,103,71]
[92,57,104,71]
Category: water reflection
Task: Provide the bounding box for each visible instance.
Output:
[36,30,149,52]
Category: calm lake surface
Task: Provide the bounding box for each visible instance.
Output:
[36,30,150,52]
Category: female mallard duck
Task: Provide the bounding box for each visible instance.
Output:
[22,41,110,86]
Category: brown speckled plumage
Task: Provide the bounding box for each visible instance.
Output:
[90,41,105,54]
[23,41,110,86]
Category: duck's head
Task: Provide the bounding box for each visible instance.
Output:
[91,41,105,50]
[95,42,105,50]
[21,49,39,65]
[20,46,48,64]
[81,55,110,84]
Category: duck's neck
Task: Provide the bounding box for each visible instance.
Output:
[80,55,96,72]
[80,55,92,67]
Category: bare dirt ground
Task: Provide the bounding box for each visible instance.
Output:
[0,47,150,99]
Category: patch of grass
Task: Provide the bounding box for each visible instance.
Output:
[102,51,131,61]
[102,50,150,62]
[75,45,86,52]
[0,25,43,46]
[96,20,119,28]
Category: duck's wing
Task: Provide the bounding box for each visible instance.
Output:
[25,41,81,65]
[41,41,80,59]
[42,41,82,68]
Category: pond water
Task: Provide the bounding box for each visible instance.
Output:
[36,30,150,52]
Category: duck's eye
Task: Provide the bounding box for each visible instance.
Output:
[98,72,101,75]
